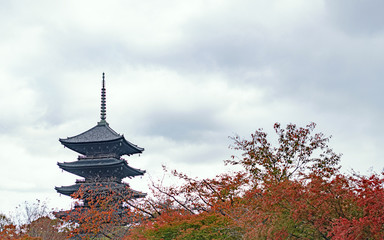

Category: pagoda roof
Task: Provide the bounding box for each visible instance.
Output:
[55,182,147,198]
[59,123,144,156]
[60,123,127,143]
[57,158,145,178]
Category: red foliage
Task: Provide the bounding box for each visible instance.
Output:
[127,123,383,239]
[64,183,138,239]
[330,173,384,239]
[0,224,19,239]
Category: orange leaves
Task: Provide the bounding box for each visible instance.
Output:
[85,167,383,239]
[228,172,384,239]
[330,173,384,239]
[63,183,139,239]
[129,123,352,239]
[152,167,251,216]
[154,164,382,239]
[0,224,19,240]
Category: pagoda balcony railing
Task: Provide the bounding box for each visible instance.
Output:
[76,179,86,183]
[76,177,122,184]
[78,153,120,160]
[73,201,84,208]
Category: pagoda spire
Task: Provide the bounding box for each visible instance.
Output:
[99,73,107,125]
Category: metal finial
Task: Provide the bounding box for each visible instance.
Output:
[100,73,106,122]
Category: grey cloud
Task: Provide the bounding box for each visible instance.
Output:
[325,0,384,36]
[1,0,384,214]
[141,109,223,142]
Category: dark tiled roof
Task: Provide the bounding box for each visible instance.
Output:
[57,158,146,177]
[59,158,123,167]
[59,123,144,156]
[60,124,121,143]
[55,182,147,198]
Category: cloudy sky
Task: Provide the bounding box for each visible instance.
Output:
[0,0,383,215]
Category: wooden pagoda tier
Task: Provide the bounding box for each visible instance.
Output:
[59,122,144,157]
[55,181,146,198]
[57,157,145,180]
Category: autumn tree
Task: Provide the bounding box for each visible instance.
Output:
[23,216,67,240]
[227,122,341,182]
[127,169,247,239]
[0,200,66,240]
[0,213,12,232]
[221,123,383,239]
[128,122,382,240]
[12,199,50,227]
[330,173,384,239]
[62,182,149,239]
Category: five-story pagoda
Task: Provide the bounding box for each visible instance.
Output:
[55,73,146,209]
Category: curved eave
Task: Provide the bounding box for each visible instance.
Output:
[59,137,144,156]
[58,158,122,168]
[122,137,145,153]
[57,159,145,178]
[55,185,78,196]
[55,183,147,198]
[59,135,122,145]
[59,123,120,143]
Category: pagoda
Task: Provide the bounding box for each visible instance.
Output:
[55,73,146,208]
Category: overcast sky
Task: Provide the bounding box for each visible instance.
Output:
[0,0,383,215]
